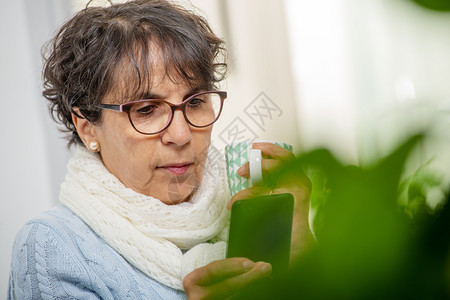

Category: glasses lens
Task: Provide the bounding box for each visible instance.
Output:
[128,100,171,134]
[185,92,222,127]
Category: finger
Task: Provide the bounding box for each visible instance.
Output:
[227,186,269,210]
[202,261,272,299]
[252,142,294,161]
[237,159,283,178]
[236,143,294,177]
[237,162,249,177]
[223,261,272,288]
[185,257,256,286]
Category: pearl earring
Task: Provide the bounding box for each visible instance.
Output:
[89,141,99,151]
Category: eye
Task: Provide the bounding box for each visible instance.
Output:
[188,98,206,107]
[133,102,160,116]
[136,104,157,114]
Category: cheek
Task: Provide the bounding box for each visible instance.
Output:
[193,129,213,173]
[96,117,158,182]
[193,130,212,159]
[195,128,212,149]
[101,139,161,193]
[119,138,161,177]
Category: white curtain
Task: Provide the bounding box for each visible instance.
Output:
[285,0,450,172]
[0,0,73,295]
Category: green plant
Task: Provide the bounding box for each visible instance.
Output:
[409,0,450,11]
[236,134,450,299]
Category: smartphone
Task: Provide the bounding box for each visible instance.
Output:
[226,193,294,277]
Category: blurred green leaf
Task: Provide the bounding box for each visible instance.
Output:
[409,0,450,11]
[399,158,446,217]
[235,134,450,299]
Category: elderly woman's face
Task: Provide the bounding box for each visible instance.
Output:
[86,64,212,205]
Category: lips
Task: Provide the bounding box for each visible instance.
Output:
[158,162,192,175]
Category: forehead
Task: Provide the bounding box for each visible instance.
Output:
[106,42,208,103]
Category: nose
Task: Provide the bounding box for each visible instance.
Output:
[160,110,192,146]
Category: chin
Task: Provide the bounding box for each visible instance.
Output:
[162,183,195,205]
[163,192,191,205]
[159,174,198,204]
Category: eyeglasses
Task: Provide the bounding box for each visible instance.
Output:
[97,90,227,135]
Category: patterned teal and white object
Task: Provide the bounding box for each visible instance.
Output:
[225,141,293,197]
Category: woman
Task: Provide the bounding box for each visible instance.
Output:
[8,0,313,299]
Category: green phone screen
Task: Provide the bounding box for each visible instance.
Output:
[226,193,294,277]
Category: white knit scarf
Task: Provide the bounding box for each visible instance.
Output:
[60,145,230,290]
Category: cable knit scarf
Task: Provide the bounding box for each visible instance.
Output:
[60,145,230,290]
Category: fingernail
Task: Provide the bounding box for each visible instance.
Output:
[242,260,255,270]
[237,167,244,176]
[261,263,272,274]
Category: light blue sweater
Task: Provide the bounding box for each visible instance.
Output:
[8,205,187,299]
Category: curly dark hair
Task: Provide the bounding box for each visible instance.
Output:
[43,0,228,145]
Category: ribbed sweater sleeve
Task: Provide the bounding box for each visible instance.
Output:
[8,221,108,299]
[8,206,187,300]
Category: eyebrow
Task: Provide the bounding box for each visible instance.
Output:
[133,86,209,101]
[134,92,163,100]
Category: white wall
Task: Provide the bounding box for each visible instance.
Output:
[348,0,450,167]
[285,0,358,162]
[285,0,450,174]
[0,0,72,296]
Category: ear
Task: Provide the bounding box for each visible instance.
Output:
[72,107,99,151]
